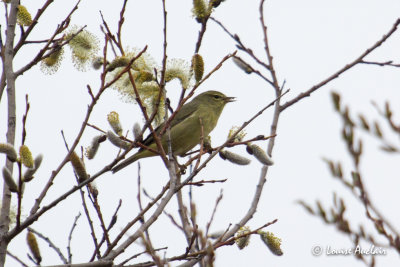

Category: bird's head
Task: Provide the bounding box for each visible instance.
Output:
[197,90,235,107]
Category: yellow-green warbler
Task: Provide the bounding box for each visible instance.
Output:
[112,90,234,173]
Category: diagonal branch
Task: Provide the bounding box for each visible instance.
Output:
[280,18,400,111]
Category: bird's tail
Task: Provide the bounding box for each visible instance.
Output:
[111,154,139,173]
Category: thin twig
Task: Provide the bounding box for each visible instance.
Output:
[280,18,400,111]
[6,251,29,267]
[67,212,81,264]
[116,247,168,267]
[142,189,184,232]
[360,60,400,68]
[89,200,122,262]
[205,190,223,237]
[28,227,68,264]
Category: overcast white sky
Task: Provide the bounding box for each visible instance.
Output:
[1,0,400,266]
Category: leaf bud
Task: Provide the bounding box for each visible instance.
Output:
[232,56,253,74]
[23,154,43,182]
[2,167,18,193]
[0,143,17,162]
[246,144,273,165]
[107,131,131,150]
[85,135,106,159]
[219,150,251,165]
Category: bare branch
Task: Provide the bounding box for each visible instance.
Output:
[28,227,68,264]
[67,212,81,263]
[281,18,400,111]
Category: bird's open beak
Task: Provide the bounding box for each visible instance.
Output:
[224,96,236,103]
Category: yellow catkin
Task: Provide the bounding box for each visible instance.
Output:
[227,126,246,142]
[43,48,63,67]
[17,5,32,26]
[107,111,123,136]
[136,70,154,83]
[23,154,43,182]
[106,56,130,72]
[165,58,191,89]
[27,231,42,263]
[19,145,34,168]
[192,54,204,83]
[69,151,88,183]
[235,226,251,250]
[192,0,210,21]
[259,231,283,256]
[40,47,64,75]
[65,27,99,71]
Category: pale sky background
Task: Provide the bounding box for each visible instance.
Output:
[1,1,400,267]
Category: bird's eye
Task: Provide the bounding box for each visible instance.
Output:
[213,95,221,99]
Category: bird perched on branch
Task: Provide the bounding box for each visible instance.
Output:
[112,90,235,173]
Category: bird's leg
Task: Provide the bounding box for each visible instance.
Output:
[174,156,187,174]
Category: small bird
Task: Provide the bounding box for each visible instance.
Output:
[112,90,235,173]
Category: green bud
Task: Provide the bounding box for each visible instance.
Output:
[85,135,106,160]
[0,143,17,162]
[89,182,98,198]
[92,57,105,70]
[232,56,253,74]
[133,123,142,141]
[219,150,251,165]
[209,230,225,239]
[2,167,18,193]
[246,144,273,165]
[23,154,43,182]
[107,131,131,150]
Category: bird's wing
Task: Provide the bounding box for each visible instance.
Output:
[141,100,200,146]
